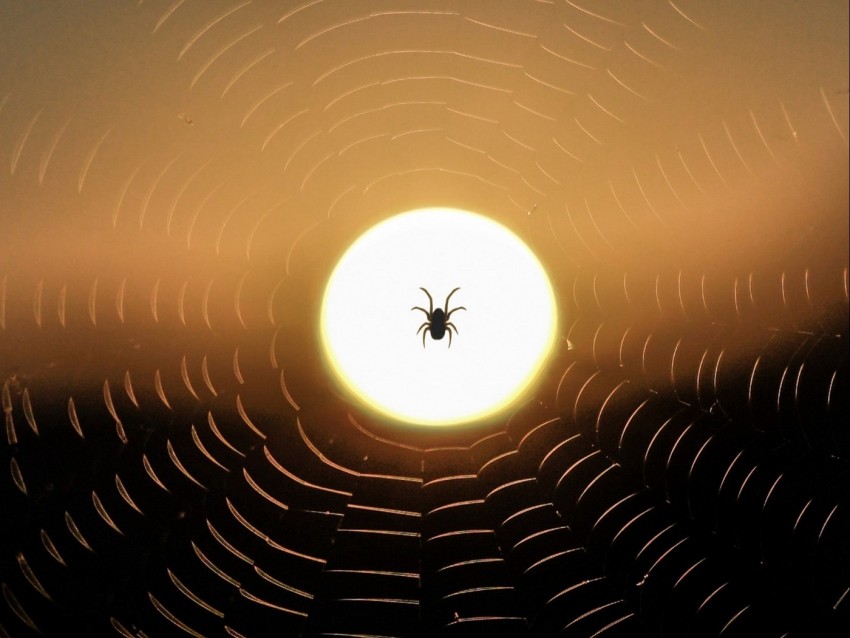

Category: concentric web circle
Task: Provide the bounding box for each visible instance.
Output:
[0,2,847,637]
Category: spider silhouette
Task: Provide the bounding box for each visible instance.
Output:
[411,287,466,347]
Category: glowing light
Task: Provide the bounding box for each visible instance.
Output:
[321,207,558,427]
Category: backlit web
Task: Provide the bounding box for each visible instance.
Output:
[1,1,847,636]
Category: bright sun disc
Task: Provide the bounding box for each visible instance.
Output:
[321,207,558,427]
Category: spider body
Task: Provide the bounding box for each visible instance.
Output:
[427,308,447,340]
[412,287,466,347]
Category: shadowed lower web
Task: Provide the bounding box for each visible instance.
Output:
[0,1,848,636]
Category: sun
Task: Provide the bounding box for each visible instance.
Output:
[320,207,558,427]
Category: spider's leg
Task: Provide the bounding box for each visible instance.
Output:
[416,322,429,335]
[411,306,430,318]
[444,287,460,314]
[446,322,459,334]
[419,287,434,315]
[446,326,453,348]
[422,328,428,348]
[446,306,466,320]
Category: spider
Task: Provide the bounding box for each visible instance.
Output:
[411,287,466,347]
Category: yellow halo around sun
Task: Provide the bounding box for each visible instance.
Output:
[320,207,558,427]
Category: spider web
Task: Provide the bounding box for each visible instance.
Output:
[0,1,848,636]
